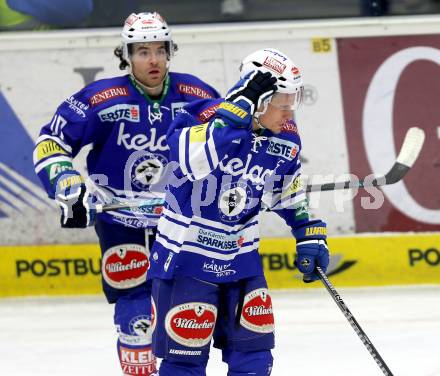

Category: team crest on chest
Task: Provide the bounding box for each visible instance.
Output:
[130,153,168,190]
[218,181,252,222]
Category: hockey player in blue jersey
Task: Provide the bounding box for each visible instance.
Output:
[148,48,330,375]
[33,12,219,376]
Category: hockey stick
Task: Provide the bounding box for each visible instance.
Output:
[316,266,394,376]
[306,127,425,192]
[98,127,425,212]
[95,198,164,213]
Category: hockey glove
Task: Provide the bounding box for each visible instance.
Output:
[54,171,95,228]
[292,220,329,283]
[225,71,277,115]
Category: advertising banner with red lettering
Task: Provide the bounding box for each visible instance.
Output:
[337,35,440,232]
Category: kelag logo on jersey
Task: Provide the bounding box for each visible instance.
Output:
[266,137,299,160]
[98,104,140,122]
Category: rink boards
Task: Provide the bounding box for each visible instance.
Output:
[0,17,439,298]
[0,233,439,297]
[0,17,439,248]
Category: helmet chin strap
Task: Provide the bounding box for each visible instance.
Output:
[253,99,270,130]
[253,114,266,130]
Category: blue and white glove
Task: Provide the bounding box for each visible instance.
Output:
[292,220,329,283]
[54,171,95,228]
[216,71,277,129]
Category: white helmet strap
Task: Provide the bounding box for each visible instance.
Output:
[252,97,270,129]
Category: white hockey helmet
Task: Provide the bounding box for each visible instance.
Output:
[240,48,303,110]
[121,12,177,61]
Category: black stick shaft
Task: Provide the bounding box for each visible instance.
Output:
[316,267,394,376]
[306,163,409,193]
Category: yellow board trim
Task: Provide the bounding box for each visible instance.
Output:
[0,244,102,297]
[0,233,439,297]
[260,233,440,289]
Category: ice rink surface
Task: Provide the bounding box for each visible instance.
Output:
[0,285,439,376]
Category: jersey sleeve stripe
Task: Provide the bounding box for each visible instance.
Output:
[34,155,73,174]
[163,207,258,233]
[271,191,307,210]
[35,134,73,154]
[155,233,182,253]
[187,140,211,180]
[206,123,219,167]
[178,127,191,178]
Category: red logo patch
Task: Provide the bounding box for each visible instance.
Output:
[125,14,139,26]
[291,66,300,75]
[198,104,220,122]
[90,86,129,106]
[178,84,213,99]
[165,303,217,347]
[102,244,149,289]
[130,106,139,119]
[240,288,274,333]
[290,144,298,159]
[263,56,286,75]
[281,120,299,135]
[119,346,156,375]
[237,236,244,247]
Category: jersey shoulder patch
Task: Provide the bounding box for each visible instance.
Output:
[280,120,299,136]
[170,72,220,100]
[83,75,132,108]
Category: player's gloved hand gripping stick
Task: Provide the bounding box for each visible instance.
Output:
[293,220,329,283]
[54,171,96,228]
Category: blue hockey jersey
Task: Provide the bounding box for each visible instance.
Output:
[149,99,311,282]
[33,73,220,229]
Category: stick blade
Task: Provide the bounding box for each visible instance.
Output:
[396,127,425,168]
